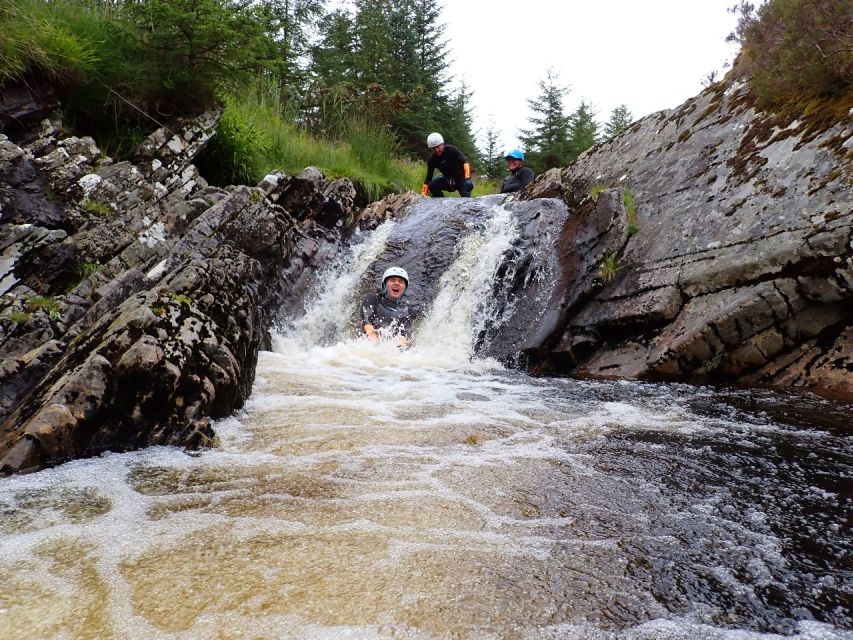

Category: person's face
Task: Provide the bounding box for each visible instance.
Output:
[431,143,445,156]
[384,276,407,300]
[506,158,523,171]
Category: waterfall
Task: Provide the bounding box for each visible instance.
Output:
[272,220,397,351]
[269,197,566,368]
[415,203,520,362]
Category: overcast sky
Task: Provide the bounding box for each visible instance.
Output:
[442,0,746,152]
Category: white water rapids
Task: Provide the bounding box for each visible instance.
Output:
[0,205,849,639]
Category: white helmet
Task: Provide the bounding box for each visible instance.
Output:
[426,132,444,148]
[382,266,409,286]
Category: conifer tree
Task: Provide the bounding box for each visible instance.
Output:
[481,119,506,179]
[604,104,633,139]
[566,100,599,162]
[519,68,571,171]
[308,0,476,160]
[257,0,325,86]
[310,8,357,87]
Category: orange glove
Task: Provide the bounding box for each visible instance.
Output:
[463,163,471,180]
[363,324,378,341]
[421,184,429,196]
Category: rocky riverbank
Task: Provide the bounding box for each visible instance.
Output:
[1,112,355,473]
[518,80,852,400]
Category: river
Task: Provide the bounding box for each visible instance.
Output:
[0,205,849,639]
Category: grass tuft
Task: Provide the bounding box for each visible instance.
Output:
[83,200,114,217]
[589,183,607,201]
[598,252,622,285]
[623,187,638,233]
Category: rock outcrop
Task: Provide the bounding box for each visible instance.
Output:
[0,113,356,474]
[522,80,851,400]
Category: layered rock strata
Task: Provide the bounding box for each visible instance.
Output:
[521,80,851,399]
[0,114,355,473]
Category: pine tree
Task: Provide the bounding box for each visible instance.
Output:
[566,100,599,162]
[307,0,477,159]
[246,0,325,94]
[310,8,357,87]
[481,118,505,180]
[604,104,633,140]
[519,68,571,171]
[437,82,480,166]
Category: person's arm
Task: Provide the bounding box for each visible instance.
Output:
[452,146,471,182]
[519,166,534,188]
[422,156,436,195]
[501,175,520,193]
[361,295,379,340]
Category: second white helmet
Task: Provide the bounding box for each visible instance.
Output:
[382,266,409,286]
[426,132,444,148]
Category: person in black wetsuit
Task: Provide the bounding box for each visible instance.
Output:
[361,266,412,347]
[421,132,474,198]
[500,149,535,193]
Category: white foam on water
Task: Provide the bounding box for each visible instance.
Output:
[272,220,396,351]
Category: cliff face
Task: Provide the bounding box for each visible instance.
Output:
[521,80,852,399]
[0,113,355,474]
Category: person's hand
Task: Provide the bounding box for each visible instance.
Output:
[364,324,379,341]
[396,335,410,348]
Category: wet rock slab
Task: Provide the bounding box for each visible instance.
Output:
[0,115,356,474]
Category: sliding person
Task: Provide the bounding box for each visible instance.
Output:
[361,266,413,348]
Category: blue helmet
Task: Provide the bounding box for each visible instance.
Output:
[505,149,524,161]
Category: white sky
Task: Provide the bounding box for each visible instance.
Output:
[442,0,745,152]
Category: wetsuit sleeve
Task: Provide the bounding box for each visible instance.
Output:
[518,166,534,188]
[500,176,519,193]
[361,294,377,329]
[424,155,436,185]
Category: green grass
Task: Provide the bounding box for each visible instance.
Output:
[26,295,63,320]
[198,85,418,202]
[82,200,114,217]
[623,187,638,234]
[5,310,31,324]
[0,0,99,85]
[200,82,507,204]
[598,252,621,285]
[590,183,607,201]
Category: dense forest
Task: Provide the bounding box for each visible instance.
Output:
[1,0,850,196]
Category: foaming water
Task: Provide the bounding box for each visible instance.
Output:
[0,204,850,639]
[416,204,520,361]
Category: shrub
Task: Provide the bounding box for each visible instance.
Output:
[729,0,852,105]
